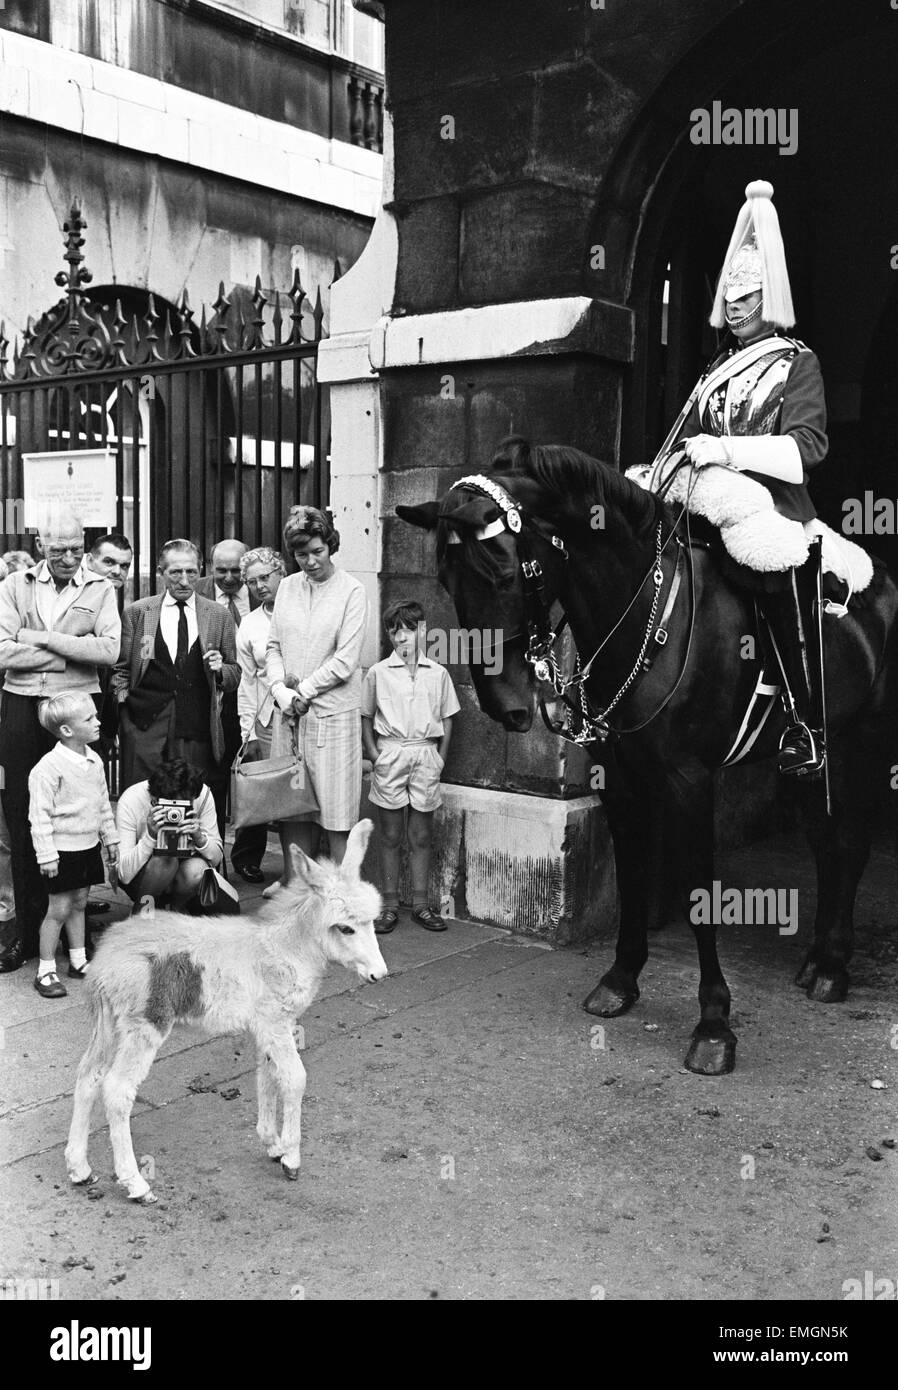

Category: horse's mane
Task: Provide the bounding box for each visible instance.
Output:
[490,435,666,538]
[438,435,665,586]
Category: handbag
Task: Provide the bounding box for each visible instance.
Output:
[185,866,241,917]
[229,716,319,829]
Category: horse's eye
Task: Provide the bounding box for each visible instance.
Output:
[337,924,355,936]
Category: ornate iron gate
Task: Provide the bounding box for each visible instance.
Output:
[0,202,334,600]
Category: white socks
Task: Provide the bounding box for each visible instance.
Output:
[38,958,57,978]
[69,948,88,970]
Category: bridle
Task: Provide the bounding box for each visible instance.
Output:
[446,473,698,746]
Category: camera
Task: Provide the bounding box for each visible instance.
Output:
[153,797,194,858]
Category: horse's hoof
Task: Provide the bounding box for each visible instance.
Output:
[70,1171,99,1188]
[684,1032,736,1076]
[281,1160,300,1182]
[806,970,848,1004]
[583,983,639,1018]
[129,1191,157,1205]
[794,956,818,989]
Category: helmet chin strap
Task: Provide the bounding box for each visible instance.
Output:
[727,298,764,331]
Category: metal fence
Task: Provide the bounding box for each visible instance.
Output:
[0,202,334,602]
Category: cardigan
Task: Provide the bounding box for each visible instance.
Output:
[0,562,121,698]
[266,568,368,717]
[28,744,120,865]
[236,604,275,738]
[115,780,222,884]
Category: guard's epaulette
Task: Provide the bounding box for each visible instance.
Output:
[781,336,809,353]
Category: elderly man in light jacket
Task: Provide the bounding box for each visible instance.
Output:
[0,513,121,972]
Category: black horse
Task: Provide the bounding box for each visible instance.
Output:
[398,437,898,1075]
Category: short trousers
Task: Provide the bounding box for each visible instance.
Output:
[46,845,105,894]
[369,740,444,813]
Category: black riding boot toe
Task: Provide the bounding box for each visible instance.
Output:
[778,723,824,776]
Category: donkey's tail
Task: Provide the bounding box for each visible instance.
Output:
[82,980,117,1066]
[65,983,117,1185]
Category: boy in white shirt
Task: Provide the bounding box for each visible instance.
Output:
[361,599,460,934]
[28,692,120,998]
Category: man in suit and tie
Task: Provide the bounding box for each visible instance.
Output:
[194,539,259,621]
[113,539,239,835]
[195,539,267,882]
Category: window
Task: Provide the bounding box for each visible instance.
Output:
[202,0,384,68]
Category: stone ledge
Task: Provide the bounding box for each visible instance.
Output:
[362,780,618,947]
[369,295,634,371]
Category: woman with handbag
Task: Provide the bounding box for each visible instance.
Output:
[230,547,287,884]
[265,506,369,870]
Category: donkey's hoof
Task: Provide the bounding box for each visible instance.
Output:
[684,1031,736,1076]
[281,1160,300,1182]
[806,969,848,1004]
[129,1191,158,1205]
[794,954,819,989]
[583,982,639,1018]
[70,1171,99,1188]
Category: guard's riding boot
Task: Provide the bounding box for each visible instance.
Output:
[761,546,825,778]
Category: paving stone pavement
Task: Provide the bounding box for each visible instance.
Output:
[1,831,895,1300]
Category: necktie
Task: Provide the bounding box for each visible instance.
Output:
[227,596,240,628]
[175,599,188,669]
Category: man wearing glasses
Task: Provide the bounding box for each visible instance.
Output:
[112,539,239,835]
[0,512,121,972]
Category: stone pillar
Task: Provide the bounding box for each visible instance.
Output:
[317,112,399,672]
[322,131,622,938]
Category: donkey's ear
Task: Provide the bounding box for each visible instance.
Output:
[287,843,329,890]
[341,818,373,878]
[396,502,439,531]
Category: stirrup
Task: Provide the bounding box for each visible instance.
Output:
[778,721,825,777]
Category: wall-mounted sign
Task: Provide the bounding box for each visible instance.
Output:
[22,449,117,529]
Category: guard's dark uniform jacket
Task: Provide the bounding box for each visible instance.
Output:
[676,333,828,523]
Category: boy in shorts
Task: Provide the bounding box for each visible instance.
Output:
[28,692,120,998]
[361,599,460,933]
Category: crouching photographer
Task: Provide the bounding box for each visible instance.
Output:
[116,757,223,911]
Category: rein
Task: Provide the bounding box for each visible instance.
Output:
[447,472,700,747]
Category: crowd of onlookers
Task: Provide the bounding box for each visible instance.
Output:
[0,505,459,1000]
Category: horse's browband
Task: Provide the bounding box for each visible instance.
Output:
[447,474,566,552]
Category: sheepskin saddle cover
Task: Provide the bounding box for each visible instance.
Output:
[626,458,872,596]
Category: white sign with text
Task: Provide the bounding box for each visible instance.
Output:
[22,449,117,529]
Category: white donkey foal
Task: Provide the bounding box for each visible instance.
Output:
[66,819,387,1202]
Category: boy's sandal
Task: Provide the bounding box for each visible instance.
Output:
[67,961,90,979]
[411,906,447,932]
[374,909,399,935]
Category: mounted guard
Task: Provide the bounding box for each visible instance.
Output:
[643,180,831,778]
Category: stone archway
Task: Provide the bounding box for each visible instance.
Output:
[579,0,896,486]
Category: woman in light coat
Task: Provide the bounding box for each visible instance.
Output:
[266,507,368,867]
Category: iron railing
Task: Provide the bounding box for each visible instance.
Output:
[0,201,336,602]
